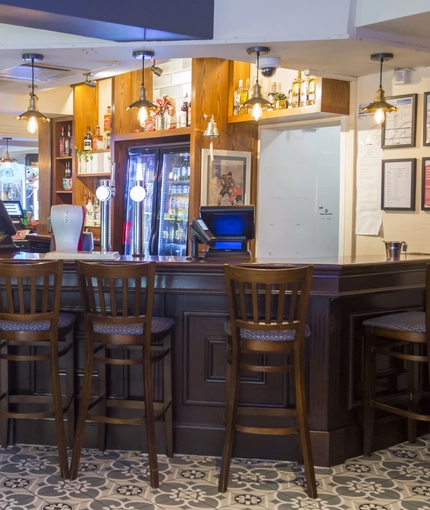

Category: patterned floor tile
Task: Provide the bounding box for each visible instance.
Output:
[165,454,219,470]
[0,484,47,509]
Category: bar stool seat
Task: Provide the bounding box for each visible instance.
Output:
[69,261,174,489]
[362,278,430,457]
[0,260,76,480]
[219,264,317,499]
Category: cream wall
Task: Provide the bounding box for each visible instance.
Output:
[353,65,430,256]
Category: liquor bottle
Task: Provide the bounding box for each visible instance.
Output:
[68,125,73,156]
[62,164,68,190]
[83,126,92,151]
[180,94,189,127]
[291,71,301,108]
[64,125,71,157]
[104,106,112,132]
[83,189,88,206]
[93,126,104,150]
[59,126,65,157]
[268,82,277,109]
[105,131,111,150]
[86,193,94,226]
[240,78,249,114]
[233,79,243,116]
[307,75,317,105]
[299,72,308,107]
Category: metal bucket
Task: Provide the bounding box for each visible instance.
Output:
[383,241,407,261]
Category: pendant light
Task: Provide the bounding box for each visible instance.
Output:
[126,50,156,127]
[243,46,272,121]
[16,53,50,134]
[362,53,398,125]
[203,114,220,161]
[0,138,17,168]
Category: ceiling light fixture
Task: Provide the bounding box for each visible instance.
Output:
[203,114,219,161]
[150,60,163,77]
[362,53,398,125]
[83,72,97,88]
[0,138,17,168]
[243,46,272,121]
[126,50,156,127]
[16,53,50,134]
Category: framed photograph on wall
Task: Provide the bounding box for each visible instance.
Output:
[424,92,430,146]
[381,158,416,211]
[381,93,417,149]
[422,158,430,210]
[201,149,251,206]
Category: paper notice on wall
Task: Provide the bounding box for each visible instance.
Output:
[355,117,383,235]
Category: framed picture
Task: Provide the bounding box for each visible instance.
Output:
[201,149,251,206]
[381,93,417,149]
[381,158,416,211]
[424,92,430,146]
[422,158,430,210]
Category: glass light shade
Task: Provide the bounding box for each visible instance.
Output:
[374,108,385,125]
[96,185,111,202]
[2,160,11,169]
[138,107,148,126]
[252,103,263,121]
[130,184,146,202]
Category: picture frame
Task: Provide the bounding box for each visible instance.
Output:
[423,92,430,146]
[381,93,417,149]
[201,149,251,206]
[421,158,430,210]
[381,158,416,211]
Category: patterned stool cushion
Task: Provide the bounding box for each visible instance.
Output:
[224,321,311,341]
[363,311,425,333]
[0,312,76,332]
[93,316,174,336]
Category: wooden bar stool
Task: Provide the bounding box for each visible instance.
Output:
[362,264,430,456]
[69,261,174,488]
[0,260,76,480]
[219,264,317,499]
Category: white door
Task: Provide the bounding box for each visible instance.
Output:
[256,124,341,258]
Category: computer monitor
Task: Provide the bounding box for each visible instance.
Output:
[199,205,255,258]
[0,200,18,251]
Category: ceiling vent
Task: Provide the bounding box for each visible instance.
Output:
[0,62,78,82]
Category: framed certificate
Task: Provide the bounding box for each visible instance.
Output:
[424,92,430,146]
[422,158,430,210]
[381,159,416,211]
[381,94,417,149]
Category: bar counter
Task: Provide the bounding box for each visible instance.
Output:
[4,252,429,466]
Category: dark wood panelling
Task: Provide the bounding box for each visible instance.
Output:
[37,120,52,228]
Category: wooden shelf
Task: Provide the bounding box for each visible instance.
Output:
[55,190,73,194]
[114,127,191,142]
[77,172,111,178]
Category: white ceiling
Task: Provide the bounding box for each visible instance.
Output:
[2,4,430,160]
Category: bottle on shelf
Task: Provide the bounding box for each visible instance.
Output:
[85,193,94,226]
[307,75,317,105]
[93,199,100,227]
[240,78,249,114]
[299,72,308,107]
[291,71,301,108]
[180,94,189,127]
[83,189,88,206]
[59,126,65,157]
[93,126,104,150]
[268,82,277,109]
[83,126,92,151]
[65,125,71,156]
[104,106,112,132]
[62,162,72,191]
[233,79,243,116]
[105,130,111,149]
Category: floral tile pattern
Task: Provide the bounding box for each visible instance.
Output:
[0,435,428,509]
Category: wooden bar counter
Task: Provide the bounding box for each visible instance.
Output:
[4,252,428,466]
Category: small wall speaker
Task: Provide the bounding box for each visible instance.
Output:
[393,69,412,85]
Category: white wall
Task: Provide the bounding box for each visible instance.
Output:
[354,65,430,255]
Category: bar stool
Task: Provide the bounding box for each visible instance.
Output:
[69,261,174,488]
[362,264,430,456]
[0,260,76,479]
[219,264,317,499]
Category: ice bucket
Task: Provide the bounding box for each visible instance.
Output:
[383,241,406,261]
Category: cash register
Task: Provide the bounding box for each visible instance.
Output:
[190,205,255,260]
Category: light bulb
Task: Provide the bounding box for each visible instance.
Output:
[130,185,146,202]
[138,107,148,126]
[374,108,385,125]
[3,161,11,169]
[27,116,38,134]
[252,103,262,121]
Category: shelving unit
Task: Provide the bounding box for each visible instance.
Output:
[51,116,74,206]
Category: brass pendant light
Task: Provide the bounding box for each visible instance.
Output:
[362,53,398,125]
[243,46,272,121]
[0,138,17,168]
[126,50,156,127]
[16,53,50,134]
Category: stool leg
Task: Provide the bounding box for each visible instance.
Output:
[406,343,417,444]
[0,343,9,448]
[363,328,376,457]
[294,346,317,499]
[218,338,240,493]
[163,334,173,458]
[143,345,159,489]
[65,328,76,448]
[98,345,107,452]
[50,340,70,480]
[70,336,95,480]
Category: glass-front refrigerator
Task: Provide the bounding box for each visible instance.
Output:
[123,145,190,256]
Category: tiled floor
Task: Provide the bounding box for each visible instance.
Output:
[0,435,430,509]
